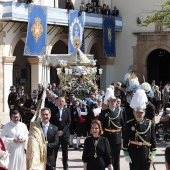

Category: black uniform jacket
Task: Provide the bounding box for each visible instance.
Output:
[45,98,55,109]
[50,106,71,138]
[124,101,135,121]
[123,118,157,163]
[22,98,38,128]
[145,102,156,120]
[8,92,17,108]
[69,105,78,123]
[99,107,125,145]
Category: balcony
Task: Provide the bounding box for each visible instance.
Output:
[0,1,122,31]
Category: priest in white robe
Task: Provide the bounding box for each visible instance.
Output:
[1,110,28,170]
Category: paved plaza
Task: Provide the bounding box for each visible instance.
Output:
[0,112,168,170]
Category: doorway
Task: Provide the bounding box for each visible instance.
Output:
[50,40,68,86]
[90,43,101,88]
[147,48,170,85]
[13,40,31,95]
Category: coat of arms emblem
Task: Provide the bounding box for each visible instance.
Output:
[31,17,44,43]
[70,18,83,49]
[107,27,112,45]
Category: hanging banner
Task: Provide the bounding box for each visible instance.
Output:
[103,15,115,57]
[24,5,47,56]
[68,10,84,53]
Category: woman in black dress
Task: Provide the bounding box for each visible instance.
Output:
[82,120,113,170]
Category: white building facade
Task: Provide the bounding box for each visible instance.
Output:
[0,0,168,112]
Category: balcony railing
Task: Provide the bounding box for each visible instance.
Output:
[1,1,122,31]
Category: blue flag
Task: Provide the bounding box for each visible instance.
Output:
[103,15,115,57]
[24,5,47,56]
[68,11,84,54]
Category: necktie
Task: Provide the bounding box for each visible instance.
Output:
[43,124,47,140]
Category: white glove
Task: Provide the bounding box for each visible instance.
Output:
[150,155,154,162]
[107,164,113,170]
[125,156,132,163]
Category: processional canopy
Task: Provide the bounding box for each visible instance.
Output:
[44,49,103,99]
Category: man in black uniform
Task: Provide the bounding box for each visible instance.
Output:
[8,86,17,117]
[21,90,39,130]
[99,95,125,170]
[17,86,29,122]
[124,91,135,121]
[68,100,78,148]
[122,106,157,170]
[74,101,88,149]
[145,99,156,123]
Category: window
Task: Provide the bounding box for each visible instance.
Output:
[58,0,67,9]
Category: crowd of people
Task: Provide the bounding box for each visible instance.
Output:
[19,0,120,17]
[1,76,170,170]
[150,79,170,124]
[80,2,119,16]
[65,0,119,16]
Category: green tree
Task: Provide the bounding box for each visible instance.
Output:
[142,0,170,28]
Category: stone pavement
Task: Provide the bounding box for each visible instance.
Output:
[56,138,167,170]
[0,112,168,170]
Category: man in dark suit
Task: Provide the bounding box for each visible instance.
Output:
[40,107,59,170]
[45,89,55,110]
[50,97,71,170]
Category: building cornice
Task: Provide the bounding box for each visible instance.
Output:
[3,56,16,64]
[27,56,43,65]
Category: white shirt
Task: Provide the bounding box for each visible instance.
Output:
[58,107,63,121]
[32,99,37,104]
[42,122,49,139]
[42,122,49,129]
